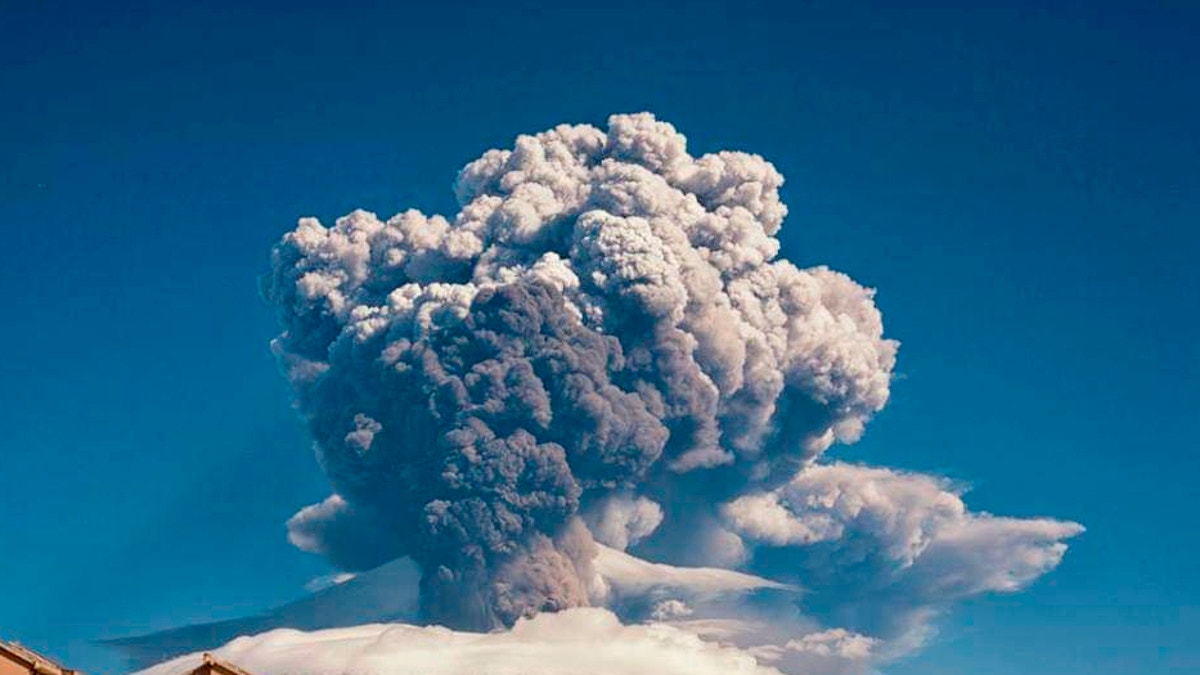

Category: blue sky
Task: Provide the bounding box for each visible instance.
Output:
[0,1,1196,673]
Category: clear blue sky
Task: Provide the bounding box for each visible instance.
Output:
[1,1,1196,673]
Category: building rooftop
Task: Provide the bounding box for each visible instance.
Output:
[0,639,79,675]
[190,654,255,675]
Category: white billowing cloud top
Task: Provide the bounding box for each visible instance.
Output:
[722,462,1084,595]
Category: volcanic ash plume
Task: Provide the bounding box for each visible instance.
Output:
[264,113,898,630]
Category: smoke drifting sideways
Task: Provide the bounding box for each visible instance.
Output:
[264,113,900,632]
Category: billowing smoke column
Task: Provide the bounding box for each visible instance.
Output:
[264,113,898,630]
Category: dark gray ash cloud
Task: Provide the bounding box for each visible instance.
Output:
[263,113,899,631]
[259,116,1080,675]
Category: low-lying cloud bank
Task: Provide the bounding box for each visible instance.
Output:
[135,609,780,675]
[119,113,1081,675]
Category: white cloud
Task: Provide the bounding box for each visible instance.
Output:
[722,463,1083,590]
[584,494,664,551]
[722,463,967,561]
[651,599,694,621]
[592,544,789,601]
[132,609,782,675]
[783,628,878,660]
[303,572,357,594]
[720,462,1083,656]
[665,618,881,675]
[286,495,350,555]
[909,514,1082,596]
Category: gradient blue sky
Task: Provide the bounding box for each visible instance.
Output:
[1,1,1196,673]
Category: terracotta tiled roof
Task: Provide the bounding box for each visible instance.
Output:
[190,654,255,675]
[0,639,79,675]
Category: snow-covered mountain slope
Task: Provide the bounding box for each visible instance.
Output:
[105,557,420,669]
[107,547,783,670]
